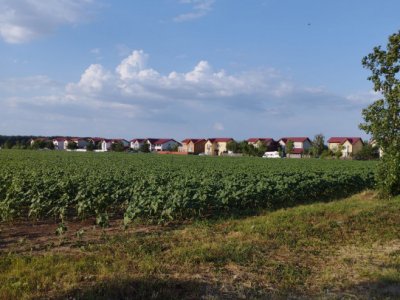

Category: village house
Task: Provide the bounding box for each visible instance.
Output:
[52,137,68,150]
[279,137,312,158]
[327,137,364,158]
[146,139,180,151]
[68,138,89,149]
[205,138,234,156]
[130,139,146,150]
[246,138,275,148]
[101,139,129,151]
[180,139,207,154]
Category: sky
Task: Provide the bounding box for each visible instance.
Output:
[0,0,399,140]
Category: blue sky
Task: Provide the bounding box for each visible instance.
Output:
[1,0,399,140]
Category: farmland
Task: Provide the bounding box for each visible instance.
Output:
[0,150,376,225]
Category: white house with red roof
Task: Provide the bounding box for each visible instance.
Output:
[130,139,146,150]
[146,138,180,151]
[181,138,207,154]
[247,138,274,148]
[101,139,129,151]
[52,137,68,150]
[328,137,363,158]
[205,138,234,156]
[279,137,312,157]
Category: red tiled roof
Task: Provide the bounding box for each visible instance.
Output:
[154,139,178,145]
[327,137,363,145]
[207,138,233,143]
[290,148,304,154]
[181,138,206,144]
[280,137,310,143]
[247,138,273,143]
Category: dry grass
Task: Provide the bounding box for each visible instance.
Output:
[0,191,399,299]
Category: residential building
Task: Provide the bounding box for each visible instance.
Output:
[146,139,180,151]
[130,139,146,150]
[205,138,234,156]
[279,137,312,158]
[180,139,207,154]
[246,138,274,148]
[328,137,364,158]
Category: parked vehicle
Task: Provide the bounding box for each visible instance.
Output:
[262,151,281,158]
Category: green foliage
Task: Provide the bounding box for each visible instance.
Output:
[285,141,294,155]
[360,30,400,196]
[111,142,125,152]
[86,141,96,151]
[227,140,267,157]
[334,145,344,159]
[353,144,379,160]
[311,134,325,157]
[0,151,376,226]
[67,141,78,150]
[139,142,150,153]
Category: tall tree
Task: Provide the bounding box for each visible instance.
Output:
[360,30,400,196]
[285,140,294,156]
[311,134,325,157]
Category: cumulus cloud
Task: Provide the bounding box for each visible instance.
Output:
[0,49,369,138]
[0,0,95,43]
[174,0,215,22]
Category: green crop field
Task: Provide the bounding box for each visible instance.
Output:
[0,150,377,226]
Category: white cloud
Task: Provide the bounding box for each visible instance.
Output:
[0,49,369,138]
[0,0,95,43]
[174,0,215,22]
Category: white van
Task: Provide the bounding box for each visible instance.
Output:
[262,151,281,158]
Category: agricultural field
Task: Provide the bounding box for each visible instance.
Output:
[0,150,376,226]
[1,151,399,299]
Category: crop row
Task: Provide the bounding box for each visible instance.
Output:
[0,151,376,226]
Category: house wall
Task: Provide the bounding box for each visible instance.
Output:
[101,141,111,151]
[77,140,89,149]
[205,141,217,155]
[155,140,178,151]
[351,140,363,155]
[130,141,144,150]
[217,142,229,155]
[328,142,340,152]
[303,140,312,150]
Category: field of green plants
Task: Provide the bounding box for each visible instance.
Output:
[0,150,377,226]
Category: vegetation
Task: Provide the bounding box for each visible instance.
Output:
[110,141,125,152]
[285,140,294,155]
[0,192,399,299]
[310,133,326,157]
[66,141,78,150]
[360,30,400,197]
[0,151,376,227]
[226,140,271,157]
[354,144,380,160]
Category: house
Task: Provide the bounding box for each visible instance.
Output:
[130,139,146,150]
[68,138,89,149]
[180,139,207,154]
[87,137,103,149]
[205,138,234,156]
[327,137,364,158]
[279,137,312,158]
[100,139,129,151]
[146,139,180,151]
[370,139,383,158]
[247,138,274,148]
[52,137,68,150]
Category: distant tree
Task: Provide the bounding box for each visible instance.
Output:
[67,141,78,150]
[3,140,14,149]
[227,140,240,153]
[111,142,125,152]
[353,144,380,160]
[86,141,95,151]
[139,142,150,153]
[311,134,325,157]
[45,141,55,150]
[360,30,400,196]
[168,143,179,152]
[285,140,294,155]
[334,145,344,159]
